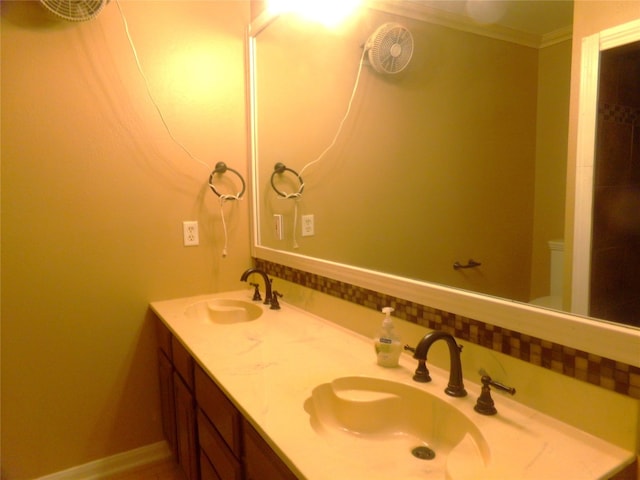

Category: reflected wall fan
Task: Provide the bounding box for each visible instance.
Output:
[39,0,108,21]
[365,23,414,75]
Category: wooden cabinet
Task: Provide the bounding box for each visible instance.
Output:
[156,321,176,456]
[199,451,222,480]
[157,350,177,455]
[195,365,243,480]
[155,315,298,480]
[197,410,242,480]
[172,336,195,389]
[174,372,199,480]
[157,321,199,480]
[244,420,298,480]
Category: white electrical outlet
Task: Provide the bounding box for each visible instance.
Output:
[183,221,199,246]
[274,214,284,240]
[301,214,315,237]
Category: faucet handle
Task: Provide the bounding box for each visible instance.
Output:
[403,344,416,354]
[474,374,516,415]
[270,290,283,310]
[249,282,262,301]
[403,345,431,382]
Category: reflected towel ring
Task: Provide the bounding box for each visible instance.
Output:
[209,162,245,200]
[270,162,304,198]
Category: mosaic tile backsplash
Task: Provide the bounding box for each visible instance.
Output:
[256,259,640,400]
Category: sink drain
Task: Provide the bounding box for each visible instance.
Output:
[411,445,436,460]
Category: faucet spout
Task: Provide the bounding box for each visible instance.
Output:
[405,331,467,397]
[240,268,272,305]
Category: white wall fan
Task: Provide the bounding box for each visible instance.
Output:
[39,0,108,22]
[364,22,414,75]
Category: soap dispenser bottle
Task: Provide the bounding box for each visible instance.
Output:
[374,307,401,367]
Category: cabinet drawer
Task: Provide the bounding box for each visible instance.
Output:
[172,336,194,389]
[199,451,222,480]
[243,419,298,480]
[155,317,172,359]
[198,410,243,480]
[195,365,242,457]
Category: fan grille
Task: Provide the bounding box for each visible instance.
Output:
[39,0,106,22]
[367,23,414,75]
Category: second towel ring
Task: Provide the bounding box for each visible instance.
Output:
[270,162,304,198]
[209,162,245,199]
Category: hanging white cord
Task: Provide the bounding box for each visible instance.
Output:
[274,46,367,200]
[116,0,243,258]
[298,46,368,179]
[114,0,210,173]
[217,190,243,257]
[279,48,367,249]
[220,195,231,258]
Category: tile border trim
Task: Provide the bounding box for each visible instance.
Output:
[256,258,640,400]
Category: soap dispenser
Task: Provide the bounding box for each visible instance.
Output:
[374,307,402,367]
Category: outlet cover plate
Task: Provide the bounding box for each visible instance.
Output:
[301,214,314,237]
[183,221,199,246]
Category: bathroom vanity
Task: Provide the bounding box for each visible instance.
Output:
[151,290,635,480]
[155,310,296,480]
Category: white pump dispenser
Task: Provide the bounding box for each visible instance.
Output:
[374,307,402,367]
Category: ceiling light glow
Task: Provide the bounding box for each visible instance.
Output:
[267,0,362,27]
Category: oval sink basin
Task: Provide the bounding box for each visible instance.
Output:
[184,299,263,324]
[304,376,489,479]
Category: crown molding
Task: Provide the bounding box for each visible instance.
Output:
[368,1,572,49]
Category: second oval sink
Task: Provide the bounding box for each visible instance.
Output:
[304,376,490,479]
[185,299,263,324]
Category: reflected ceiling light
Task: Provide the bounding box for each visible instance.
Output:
[465,0,508,25]
[267,0,362,27]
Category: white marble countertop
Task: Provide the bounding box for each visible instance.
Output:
[151,290,634,480]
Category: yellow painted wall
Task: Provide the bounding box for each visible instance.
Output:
[529,39,571,301]
[1,1,251,478]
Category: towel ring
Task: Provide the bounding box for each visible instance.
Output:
[270,162,304,198]
[209,162,245,200]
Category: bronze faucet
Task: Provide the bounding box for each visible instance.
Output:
[404,331,467,397]
[240,268,272,305]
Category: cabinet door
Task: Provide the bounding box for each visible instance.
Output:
[200,452,222,480]
[174,372,199,480]
[172,336,194,388]
[198,410,243,480]
[158,350,177,456]
[195,365,242,457]
[243,420,298,480]
[156,318,173,359]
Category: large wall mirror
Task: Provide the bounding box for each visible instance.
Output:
[248,1,640,367]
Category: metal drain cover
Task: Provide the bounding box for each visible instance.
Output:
[411,445,436,460]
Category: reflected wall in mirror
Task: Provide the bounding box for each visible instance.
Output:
[251,1,640,329]
[254,2,571,304]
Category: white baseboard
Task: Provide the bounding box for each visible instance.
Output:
[35,441,173,480]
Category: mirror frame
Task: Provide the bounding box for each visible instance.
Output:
[248,11,640,368]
